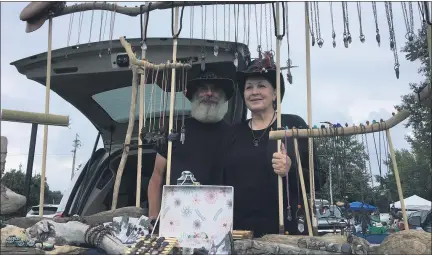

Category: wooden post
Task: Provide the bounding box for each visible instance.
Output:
[1,136,7,177]
[386,129,409,230]
[274,2,285,235]
[111,67,139,210]
[22,124,38,216]
[136,11,148,208]
[165,6,179,185]
[39,17,53,217]
[293,138,313,236]
[304,1,318,236]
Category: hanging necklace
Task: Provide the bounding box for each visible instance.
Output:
[249,111,276,147]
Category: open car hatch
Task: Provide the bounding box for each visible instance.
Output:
[11,38,250,147]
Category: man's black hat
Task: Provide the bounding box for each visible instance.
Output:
[186,70,235,101]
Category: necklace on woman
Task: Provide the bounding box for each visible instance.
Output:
[249,111,276,147]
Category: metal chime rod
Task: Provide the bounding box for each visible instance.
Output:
[39,18,53,217]
[165,7,179,185]
[304,1,318,236]
[274,2,285,235]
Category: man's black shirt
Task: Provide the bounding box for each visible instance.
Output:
[154,117,230,185]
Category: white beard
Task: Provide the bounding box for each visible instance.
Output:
[190,93,228,123]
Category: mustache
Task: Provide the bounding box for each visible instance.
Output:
[199,96,219,103]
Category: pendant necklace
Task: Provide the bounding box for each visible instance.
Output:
[250,112,276,147]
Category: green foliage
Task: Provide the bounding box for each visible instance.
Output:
[0,168,63,212]
[314,135,374,204]
[373,24,432,206]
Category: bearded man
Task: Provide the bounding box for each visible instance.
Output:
[147,70,234,219]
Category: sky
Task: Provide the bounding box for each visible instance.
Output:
[0,1,427,195]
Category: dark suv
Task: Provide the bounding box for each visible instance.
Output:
[11,38,250,217]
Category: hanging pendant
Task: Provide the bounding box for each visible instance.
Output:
[180,127,186,144]
[287,207,292,221]
[200,52,206,71]
[253,139,259,147]
[297,217,305,233]
[233,52,239,69]
[394,64,400,79]
[213,44,219,57]
[317,38,324,48]
[376,33,381,47]
[257,45,262,57]
[141,41,148,51]
[287,70,293,84]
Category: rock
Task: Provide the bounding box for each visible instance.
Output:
[260,233,347,246]
[1,185,27,215]
[26,219,126,254]
[45,245,89,254]
[373,230,431,254]
[90,206,144,217]
[257,234,371,254]
[7,206,145,229]
[1,225,26,245]
[234,239,339,254]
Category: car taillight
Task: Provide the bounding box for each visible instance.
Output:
[54,211,64,218]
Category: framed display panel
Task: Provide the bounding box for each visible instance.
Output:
[159,185,234,251]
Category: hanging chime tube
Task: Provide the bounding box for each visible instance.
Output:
[304,1,318,236]
[165,7,179,185]
[39,18,53,217]
[274,2,285,235]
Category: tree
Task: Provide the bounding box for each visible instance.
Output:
[314,134,373,205]
[0,168,63,211]
[393,23,432,200]
[378,149,431,202]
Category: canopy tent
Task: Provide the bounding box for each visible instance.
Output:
[391,195,431,211]
[350,201,377,211]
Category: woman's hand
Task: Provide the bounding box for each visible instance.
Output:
[272,143,291,177]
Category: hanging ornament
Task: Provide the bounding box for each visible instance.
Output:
[200,51,206,71]
[372,2,381,47]
[213,45,219,57]
[233,52,239,69]
[330,2,336,48]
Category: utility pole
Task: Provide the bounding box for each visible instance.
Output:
[329,163,333,205]
[71,133,81,180]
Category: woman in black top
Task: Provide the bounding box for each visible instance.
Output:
[222,52,322,237]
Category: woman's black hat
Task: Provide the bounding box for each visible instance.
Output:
[236,51,285,100]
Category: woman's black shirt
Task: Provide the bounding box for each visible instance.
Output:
[222,114,322,237]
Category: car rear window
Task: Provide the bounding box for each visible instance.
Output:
[92,84,191,123]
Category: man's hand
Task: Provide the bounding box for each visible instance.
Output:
[272,142,291,177]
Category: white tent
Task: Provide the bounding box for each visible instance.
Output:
[391,195,432,211]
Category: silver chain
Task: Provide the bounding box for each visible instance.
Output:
[285,2,293,84]
[372,2,381,46]
[385,2,400,79]
[330,2,336,48]
[356,2,365,43]
[313,2,323,47]
[401,2,415,41]
[309,2,315,46]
